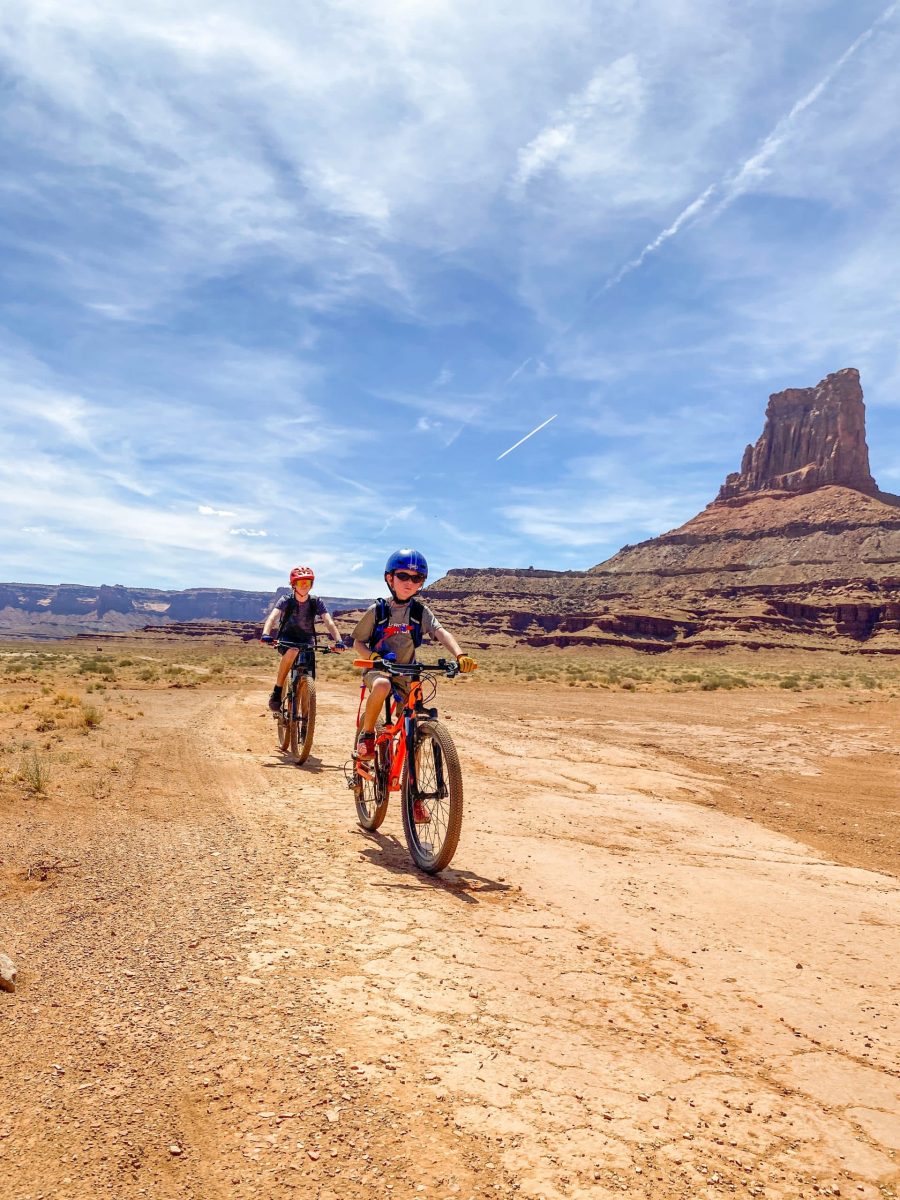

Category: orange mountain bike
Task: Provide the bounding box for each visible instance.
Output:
[349,657,463,874]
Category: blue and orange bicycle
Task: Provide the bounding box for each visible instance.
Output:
[349,657,463,874]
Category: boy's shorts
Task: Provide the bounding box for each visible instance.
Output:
[278,638,313,657]
[363,668,411,700]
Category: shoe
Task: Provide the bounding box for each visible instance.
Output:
[268,687,282,713]
[355,731,376,760]
[412,799,430,825]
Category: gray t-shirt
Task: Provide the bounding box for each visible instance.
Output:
[352,599,443,665]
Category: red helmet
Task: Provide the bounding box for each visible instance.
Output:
[290,566,315,584]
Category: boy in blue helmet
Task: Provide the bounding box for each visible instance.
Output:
[351,548,477,760]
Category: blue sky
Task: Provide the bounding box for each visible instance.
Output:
[2,0,899,597]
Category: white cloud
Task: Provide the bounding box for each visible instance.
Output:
[514,57,645,189]
[199,505,236,517]
[229,527,268,537]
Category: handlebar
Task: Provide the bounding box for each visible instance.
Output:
[352,657,460,679]
[273,638,344,655]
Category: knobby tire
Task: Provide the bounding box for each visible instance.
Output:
[293,676,316,764]
[354,720,389,831]
[401,719,463,874]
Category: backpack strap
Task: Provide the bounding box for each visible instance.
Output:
[276,593,297,638]
[368,598,391,652]
[408,597,424,648]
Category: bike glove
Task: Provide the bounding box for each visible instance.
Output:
[261,634,275,644]
[456,654,478,673]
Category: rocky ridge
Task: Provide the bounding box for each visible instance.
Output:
[425,369,900,653]
[0,584,370,639]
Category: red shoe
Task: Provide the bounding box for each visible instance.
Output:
[355,732,376,760]
[412,799,430,825]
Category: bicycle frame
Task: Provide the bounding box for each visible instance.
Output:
[354,673,441,800]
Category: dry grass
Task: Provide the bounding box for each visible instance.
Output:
[467,646,900,695]
[0,630,897,807]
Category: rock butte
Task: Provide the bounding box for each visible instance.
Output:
[426,369,900,653]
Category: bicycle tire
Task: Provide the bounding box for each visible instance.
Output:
[277,691,292,752]
[401,719,463,874]
[354,720,389,831]
[293,676,316,764]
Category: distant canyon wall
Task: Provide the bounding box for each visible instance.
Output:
[0,584,369,638]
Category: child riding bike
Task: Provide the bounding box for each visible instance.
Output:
[351,549,477,777]
[261,566,345,711]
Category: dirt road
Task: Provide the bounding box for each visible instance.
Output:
[2,673,898,1199]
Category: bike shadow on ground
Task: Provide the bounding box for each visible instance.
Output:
[353,828,514,905]
[261,754,345,774]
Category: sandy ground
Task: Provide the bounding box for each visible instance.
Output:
[1,666,898,1200]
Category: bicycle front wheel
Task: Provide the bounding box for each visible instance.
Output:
[354,721,389,831]
[293,676,316,764]
[401,720,463,874]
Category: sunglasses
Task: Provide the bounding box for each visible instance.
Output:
[392,571,425,584]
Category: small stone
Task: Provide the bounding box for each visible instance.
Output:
[638,1093,649,1102]
[0,953,18,993]
[168,1144,183,1157]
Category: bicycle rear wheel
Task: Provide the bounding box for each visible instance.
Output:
[354,720,389,831]
[293,676,316,764]
[401,720,463,874]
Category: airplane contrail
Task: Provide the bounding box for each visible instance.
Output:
[497,414,558,460]
[601,1,898,293]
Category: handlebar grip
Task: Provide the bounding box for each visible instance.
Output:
[353,658,378,669]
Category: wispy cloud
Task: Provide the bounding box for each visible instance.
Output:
[600,4,900,292]
[2,2,899,584]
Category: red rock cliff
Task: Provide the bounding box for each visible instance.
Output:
[717,368,878,502]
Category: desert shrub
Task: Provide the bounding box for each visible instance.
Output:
[19,751,51,793]
[80,705,102,730]
[137,668,158,682]
[779,675,801,690]
[621,679,637,691]
[79,658,115,679]
[117,657,134,666]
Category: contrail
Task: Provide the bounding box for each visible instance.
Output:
[602,1,898,292]
[497,414,558,460]
[602,184,717,292]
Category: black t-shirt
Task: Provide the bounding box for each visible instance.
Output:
[274,594,328,641]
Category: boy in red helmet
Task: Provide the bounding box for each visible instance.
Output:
[351,548,477,761]
[261,566,344,711]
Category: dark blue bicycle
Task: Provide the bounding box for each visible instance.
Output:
[274,638,338,764]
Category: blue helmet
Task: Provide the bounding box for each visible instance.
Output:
[385,548,428,578]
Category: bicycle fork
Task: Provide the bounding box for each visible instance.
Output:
[405,718,448,802]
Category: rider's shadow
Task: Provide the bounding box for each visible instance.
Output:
[354,829,514,905]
